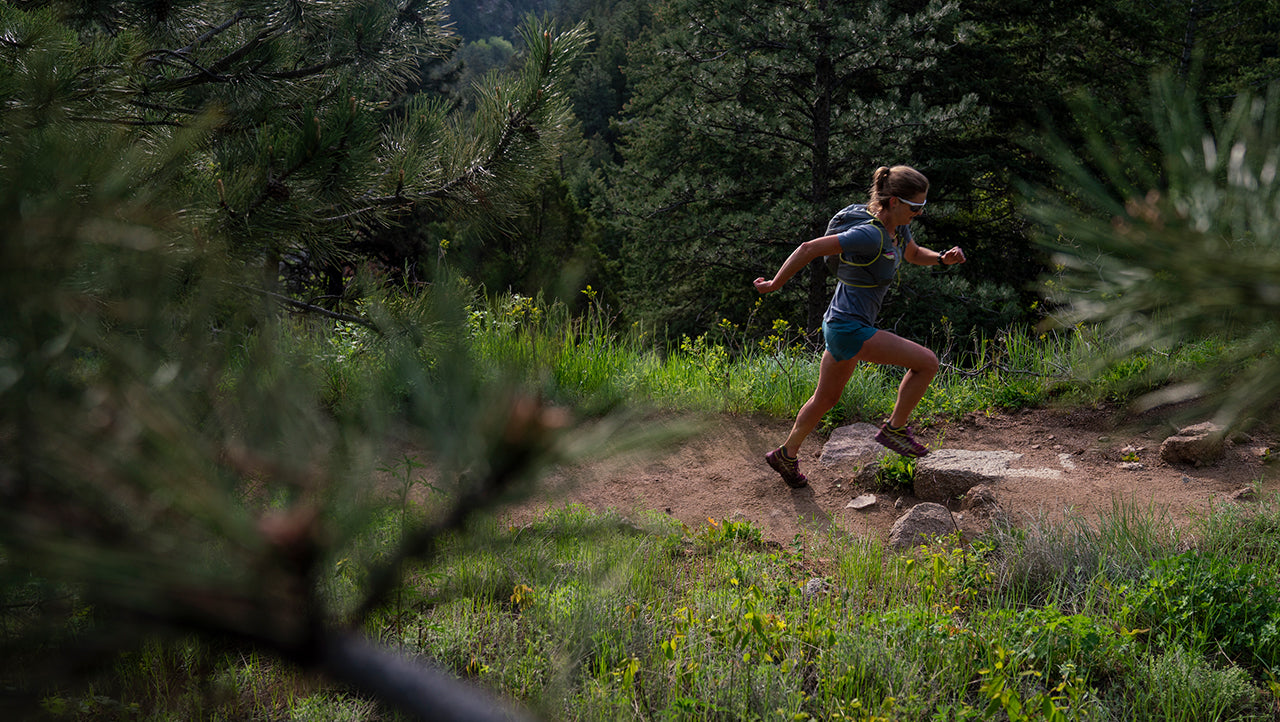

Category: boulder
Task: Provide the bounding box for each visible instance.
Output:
[888,502,955,550]
[914,449,1022,502]
[1159,422,1225,466]
[820,423,888,468]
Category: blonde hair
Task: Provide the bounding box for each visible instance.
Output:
[867,165,929,214]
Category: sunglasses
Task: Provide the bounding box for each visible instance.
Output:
[896,196,927,213]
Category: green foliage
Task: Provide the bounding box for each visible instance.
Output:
[1028,75,1280,427]
[1124,552,1280,669]
[29,494,1280,720]
[875,453,917,490]
[1122,647,1267,722]
[977,645,1095,722]
[692,517,765,551]
[881,264,1027,354]
[982,605,1136,681]
[0,4,608,720]
[1191,501,1280,568]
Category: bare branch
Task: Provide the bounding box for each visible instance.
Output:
[229,283,379,330]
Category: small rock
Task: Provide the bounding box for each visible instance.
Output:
[1227,487,1256,502]
[1118,462,1145,471]
[894,497,904,509]
[803,578,831,600]
[1098,436,1111,442]
[846,494,877,510]
[1031,444,1041,450]
[961,484,999,511]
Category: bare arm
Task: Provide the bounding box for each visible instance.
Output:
[754,235,843,294]
[905,239,966,267]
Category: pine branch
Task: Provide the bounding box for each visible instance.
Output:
[177,10,247,56]
[230,283,378,330]
[318,633,537,722]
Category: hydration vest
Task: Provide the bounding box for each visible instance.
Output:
[823,203,904,287]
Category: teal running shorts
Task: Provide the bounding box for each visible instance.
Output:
[822,317,878,362]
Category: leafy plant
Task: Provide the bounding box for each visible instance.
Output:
[875,453,917,489]
[693,517,766,550]
[1124,552,1280,669]
[978,646,1093,722]
[1124,648,1265,721]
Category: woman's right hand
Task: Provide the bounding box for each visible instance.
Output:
[754,277,777,294]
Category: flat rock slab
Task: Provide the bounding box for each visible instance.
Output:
[846,494,877,510]
[820,423,888,468]
[915,449,1063,503]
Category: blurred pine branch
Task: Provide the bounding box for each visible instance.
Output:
[1026,75,1280,428]
[0,3,601,720]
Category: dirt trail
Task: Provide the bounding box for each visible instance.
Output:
[503,407,1277,544]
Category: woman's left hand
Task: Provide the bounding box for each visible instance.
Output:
[753,277,778,294]
[940,247,966,266]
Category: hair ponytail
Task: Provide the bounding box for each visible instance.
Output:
[867,165,929,214]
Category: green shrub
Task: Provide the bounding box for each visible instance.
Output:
[989,605,1136,681]
[1125,552,1280,669]
[879,267,1027,353]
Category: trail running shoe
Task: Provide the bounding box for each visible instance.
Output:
[874,423,930,457]
[765,447,808,488]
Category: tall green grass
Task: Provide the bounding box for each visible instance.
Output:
[330,288,1251,430]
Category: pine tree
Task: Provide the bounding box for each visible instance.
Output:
[0,2,594,719]
[605,0,983,336]
[8,1,589,303]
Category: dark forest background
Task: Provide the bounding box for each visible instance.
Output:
[441,0,1280,346]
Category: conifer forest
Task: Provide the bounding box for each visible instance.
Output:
[3,1,1280,720]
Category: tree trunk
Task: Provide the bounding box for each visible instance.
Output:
[807,2,835,333]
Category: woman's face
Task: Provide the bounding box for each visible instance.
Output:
[893,192,927,226]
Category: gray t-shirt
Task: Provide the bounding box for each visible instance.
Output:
[822,205,909,327]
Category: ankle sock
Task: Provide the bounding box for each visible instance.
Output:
[777,447,796,461]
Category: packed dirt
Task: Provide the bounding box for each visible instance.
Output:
[504,405,1278,545]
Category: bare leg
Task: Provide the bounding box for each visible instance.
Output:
[782,351,859,456]
[854,330,939,427]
